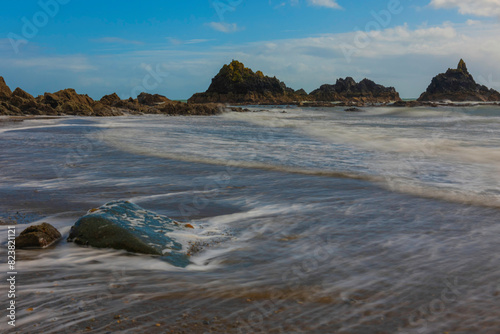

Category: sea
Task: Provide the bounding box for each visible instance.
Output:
[1,105,499,333]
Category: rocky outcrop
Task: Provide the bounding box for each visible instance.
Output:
[310,77,400,103]
[36,89,97,115]
[15,223,62,249]
[188,60,307,104]
[9,88,39,114]
[0,77,224,117]
[109,95,223,116]
[137,92,170,106]
[68,201,192,267]
[418,59,500,102]
[12,87,35,100]
[295,88,308,96]
[159,101,223,115]
[100,93,121,106]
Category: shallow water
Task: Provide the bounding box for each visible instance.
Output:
[0,107,499,333]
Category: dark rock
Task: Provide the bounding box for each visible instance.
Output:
[310,77,401,103]
[295,88,308,96]
[91,101,123,116]
[391,100,411,107]
[0,75,227,117]
[12,87,34,100]
[188,60,307,104]
[100,93,121,106]
[15,222,62,249]
[0,101,22,115]
[418,59,500,102]
[36,89,95,115]
[159,101,223,116]
[345,107,362,112]
[137,92,170,106]
[67,201,192,267]
[0,76,13,101]
[9,88,38,112]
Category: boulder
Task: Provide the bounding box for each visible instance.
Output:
[67,201,192,267]
[137,92,170,106]
[100,93,121,106]
[91,101,124,116]
[12,87,35,100]
[188,60,307,104]
[418,59,500,102]
[9,88,38,112]
[36,89,95,115]
[159,101,223,115]
[0,101,22,115]
[310,77,401,103]
[15,223,62,249]
[345,107,363,112]
[295,88,308,96]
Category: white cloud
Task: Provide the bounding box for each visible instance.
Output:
[307,0,341,9]
[207,22,240,33]
[10,56,96,72]
[466,19,481,25]
[430,0,500,17]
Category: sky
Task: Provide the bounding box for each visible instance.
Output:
[1,0,500,99]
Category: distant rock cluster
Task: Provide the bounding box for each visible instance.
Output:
[0,78,223,116]
[189,60,400,105]
[309,77,400,103]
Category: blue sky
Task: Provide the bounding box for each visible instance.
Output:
[1,0,500,99]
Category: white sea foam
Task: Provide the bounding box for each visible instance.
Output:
[95,108,500,208]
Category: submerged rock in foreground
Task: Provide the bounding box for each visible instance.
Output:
[68,201,191,267]
[16,222,62,249]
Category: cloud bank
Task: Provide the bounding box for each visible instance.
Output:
[430,0,500,17]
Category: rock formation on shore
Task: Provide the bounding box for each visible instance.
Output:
[188,60,307,104]
[418,59,500,102]
[15,223,62,249]
[137,92,170,106]
[309,77,401,103]
[0,77,223,117]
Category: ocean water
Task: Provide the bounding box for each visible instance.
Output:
[0,106,499,333]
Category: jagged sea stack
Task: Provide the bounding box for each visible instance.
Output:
[418,59,500,102]
[188,60,307,104]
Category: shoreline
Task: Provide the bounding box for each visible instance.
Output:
[2,101,500,120]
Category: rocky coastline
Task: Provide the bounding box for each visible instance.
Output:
[2,59,500,117]
[0,77,225,117]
